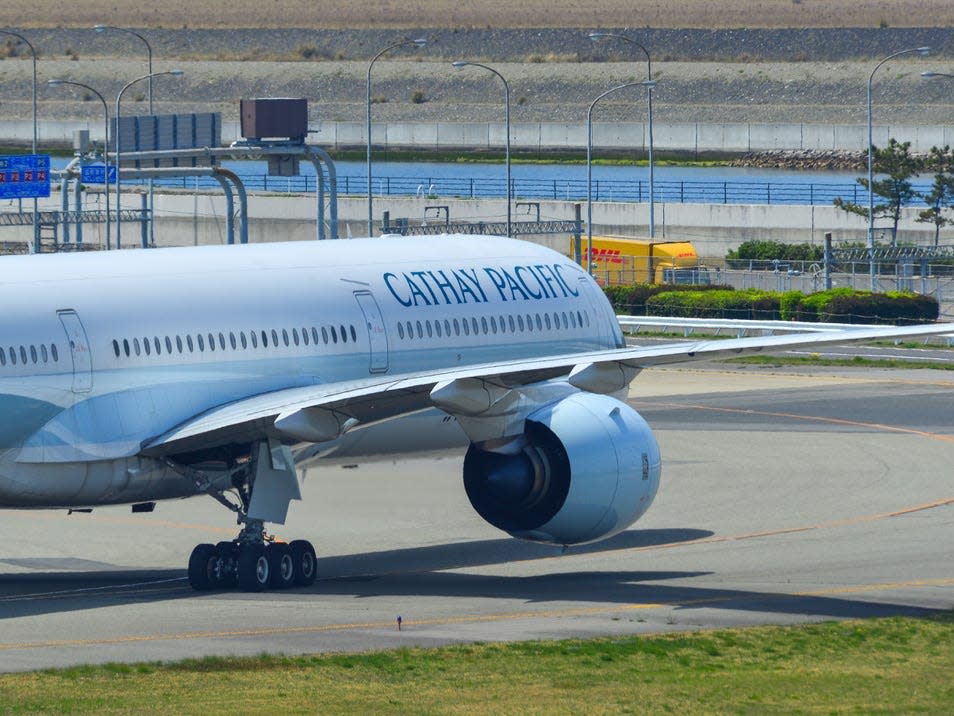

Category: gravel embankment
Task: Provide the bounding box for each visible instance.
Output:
[1,28,951,133]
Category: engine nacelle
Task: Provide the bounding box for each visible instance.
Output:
[463,392,661,545]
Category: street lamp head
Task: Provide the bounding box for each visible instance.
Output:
[917,46,932,55]
[452,60,469,70]
[168,69,184,77]
[47,78,65,86]
[412,38,426,48]
[642,80,658,88]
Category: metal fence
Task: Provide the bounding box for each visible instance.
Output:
[131,173,940,208]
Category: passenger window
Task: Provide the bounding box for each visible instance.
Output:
[262,331,269,348]
[397,322,405,340]
[321,327,328,344]
[426,321,433,338]
[0,347,5,366]
[197,334,205,351]
[545,314,552,330]
[462,319,470,336]
[509,315,516,332]
[292,328,300,346]
[453,318,460,336]
[230,332,237,350]
[51,344,58,362]
[490,317,497,334]
[444,319,451,336]
[30,345,37,363]
[133,338,141,356]
[176,336,183,353]
[143,338,151,356]
[301,327,309,346]
[435,320,442,338]
[251,331,258,349]
[19,346,26,364]
[206,333,214,351]
[311,327,319,345]
[9,347,15,365]
[112,339,120,358]
[535,314,543,331]
[339,325,347,343]
[219,332,226,350]
[350,325,357,342]
[166,336,173,353]
[416,321,423,339]
[282,329,289,347]
[41,344,48,362]
[123,338,130,357]
[187,335,194,352]
[271,329,279,346]
[154,337,161,355]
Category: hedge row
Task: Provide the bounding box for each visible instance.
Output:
[605,284,939,324]
[602,283,733,315]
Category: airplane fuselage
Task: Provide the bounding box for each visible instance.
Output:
[0,235,621,508]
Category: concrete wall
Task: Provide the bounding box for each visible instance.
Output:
[124,192,934,258]
[14,119,954,154]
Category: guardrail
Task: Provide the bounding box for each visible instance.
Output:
[131,174,940,208]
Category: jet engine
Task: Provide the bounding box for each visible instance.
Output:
[463,392,661,545]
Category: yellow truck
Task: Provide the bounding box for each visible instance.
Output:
[569,236,710,286]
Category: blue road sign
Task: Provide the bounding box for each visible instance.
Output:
[80,163,117,185]
[0,154,51,199]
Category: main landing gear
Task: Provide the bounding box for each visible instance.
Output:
[168,440,317,592]
[187,523,317,591]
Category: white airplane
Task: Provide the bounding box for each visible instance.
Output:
[1,234,950,592]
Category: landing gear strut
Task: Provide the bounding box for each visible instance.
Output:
[170,440,317,592]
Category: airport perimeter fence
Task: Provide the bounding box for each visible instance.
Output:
[135,174,940,208]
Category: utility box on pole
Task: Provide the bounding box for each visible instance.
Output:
[240,98,308,142]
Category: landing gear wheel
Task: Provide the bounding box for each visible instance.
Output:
[290,539,318,586]
[187,543,219,591]
[267,543,295,589]
[237,544,270,592]
[215,541,239,586]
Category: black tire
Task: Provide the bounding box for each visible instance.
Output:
[215,541,239,586]
[187,543,218,591]
[237,544,270,592]
[290,539,318,586]
[267,543,295,589]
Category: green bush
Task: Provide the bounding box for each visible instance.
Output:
[638,287,938,325]
[726,240,824,262]
[603,283,733,315]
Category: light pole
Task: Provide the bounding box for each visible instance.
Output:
[587,82,654,276]
[115,70,183,249]
[589,32,657,238]
[95,24,157,246]
[453,60,511,237]
[0,30,39,252]
[47,79,110,250]
[366,38,426,237]
[866,46,930,290]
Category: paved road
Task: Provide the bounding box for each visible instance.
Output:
[1,365,952,672]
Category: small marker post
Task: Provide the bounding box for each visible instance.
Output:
[397,616,402,631]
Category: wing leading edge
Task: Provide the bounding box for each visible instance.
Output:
[141,322,954,457]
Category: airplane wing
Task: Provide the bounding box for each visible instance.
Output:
[142,321,954,457]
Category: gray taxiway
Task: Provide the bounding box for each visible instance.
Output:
[1,364,952,672]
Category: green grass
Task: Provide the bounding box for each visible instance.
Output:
[2,615,954,714]
[725,354,954,370]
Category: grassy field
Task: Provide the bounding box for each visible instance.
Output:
[4,0,954,29]
[1,615,953,713]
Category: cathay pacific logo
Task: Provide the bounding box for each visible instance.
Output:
[383,264,579,308]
